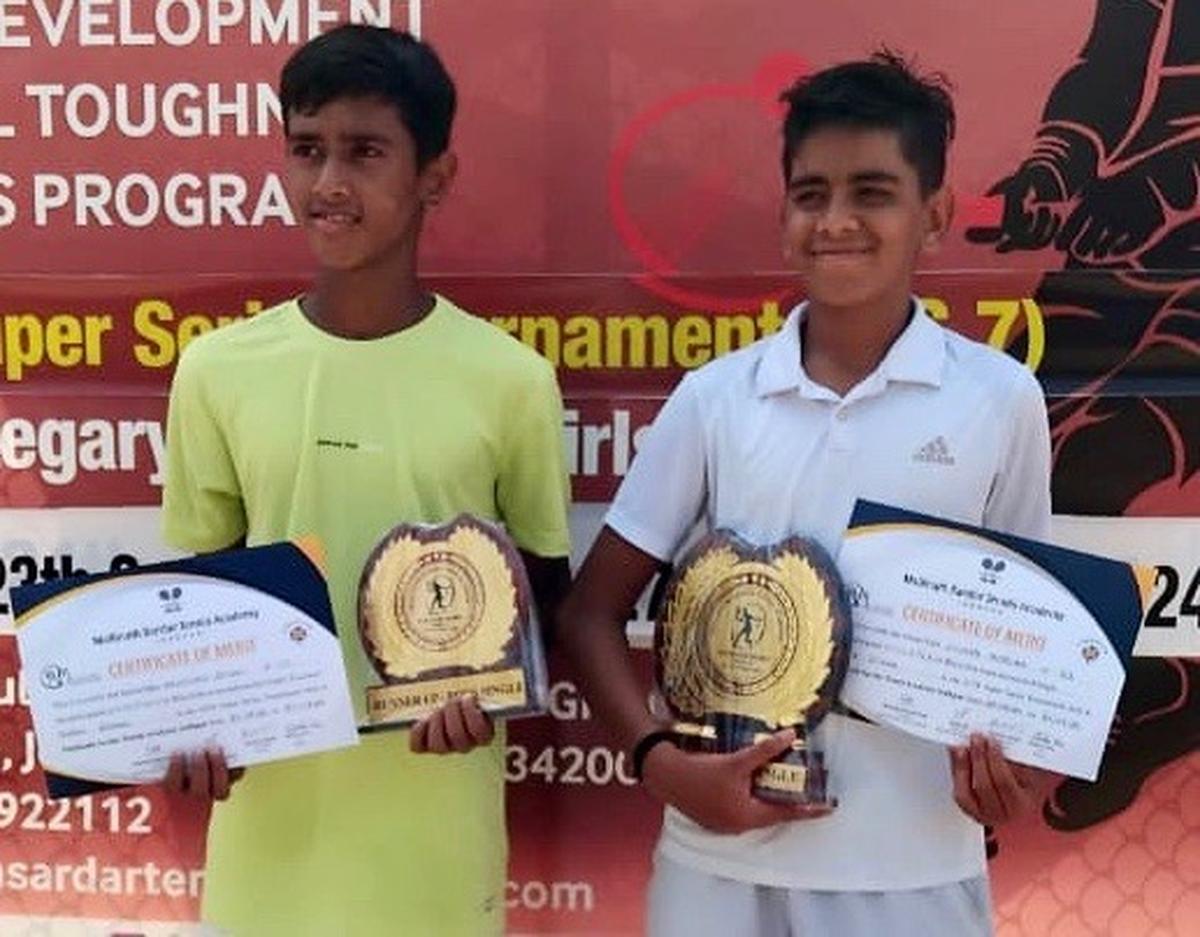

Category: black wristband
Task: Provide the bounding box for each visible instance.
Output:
[631,729,677,782]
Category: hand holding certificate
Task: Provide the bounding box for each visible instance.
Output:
[838,501,1150,781]
[12,541,360,797]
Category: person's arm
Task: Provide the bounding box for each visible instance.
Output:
[559,529,664,751]
[950,366,1060,825]
[559,376,828,833]
[560,527,828,834]
[522,550,572,648]
[158,345,247,801]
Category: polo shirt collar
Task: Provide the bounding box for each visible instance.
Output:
[754,298,946,399]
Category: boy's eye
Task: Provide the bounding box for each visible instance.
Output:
[352,144,384,159]
[857,187,893,204]
[289,142,320,159]
[791,190,825,208]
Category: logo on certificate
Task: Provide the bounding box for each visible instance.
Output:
[979,557,1007,585]
[40,663,68,691]
[1079,640,1104,663]
[845,582,870,609]
[157,586,183,613]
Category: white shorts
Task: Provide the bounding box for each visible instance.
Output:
[647,851,993,937]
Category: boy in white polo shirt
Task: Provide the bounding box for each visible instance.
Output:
[559,53,1056,936]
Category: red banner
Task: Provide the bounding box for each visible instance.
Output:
[1,2,1197,934]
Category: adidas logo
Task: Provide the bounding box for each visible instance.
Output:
[913,435,955,465]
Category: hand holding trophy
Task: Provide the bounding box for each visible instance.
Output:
[358,514,547,729]
[657,531,852,804]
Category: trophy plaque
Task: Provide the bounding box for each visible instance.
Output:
[656,530,852,804]
[358,515,547,729]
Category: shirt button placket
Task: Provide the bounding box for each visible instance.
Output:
[830,406,853,451]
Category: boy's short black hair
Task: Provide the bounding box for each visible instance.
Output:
[779,51,955,195]
[280,24,456,168]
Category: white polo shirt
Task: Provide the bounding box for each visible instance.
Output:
[607,300,1051,891]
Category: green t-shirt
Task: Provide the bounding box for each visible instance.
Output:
[162,295,570,936]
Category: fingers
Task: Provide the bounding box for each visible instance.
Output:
[728,731,835,831]
[186,750,212,799]
[409,716,430,753]
[656,740,837,835]
[981,737,1027,820]
[967,735,1006,823]
[208,749,232,801]
[1020,765,1062,803]
[735,798,831,832]
[163,750,233,800]
[411,696,495,756]
[952,735,1045,825]
[163,748,217,801]
[439,696,471,753]
[459,696,495,746]
[725,764,834,832]
[425,707,449,754]
[990,744,1057,815]
[734,729,796,771]
[780,800,835,822]
[163,752,186,794]
[950,744,983,821]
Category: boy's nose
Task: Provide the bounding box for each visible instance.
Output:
[314,159,351,200]
[816,198,862,235]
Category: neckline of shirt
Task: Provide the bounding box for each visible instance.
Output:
[755,297,946,402]
[288,293,450,349]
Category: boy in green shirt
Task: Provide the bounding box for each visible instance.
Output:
[160,25,571,936]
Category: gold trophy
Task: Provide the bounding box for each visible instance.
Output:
[656,531,851,803]
[357,515,546,728]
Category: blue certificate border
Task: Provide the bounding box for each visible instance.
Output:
[12,541,335,637]
[847,500,1145,664]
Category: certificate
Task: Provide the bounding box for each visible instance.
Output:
[838,501,1150,780]
[12,541,360,797]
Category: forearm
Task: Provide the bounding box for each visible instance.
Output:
[520,551,571,650]
[559,600,661,752]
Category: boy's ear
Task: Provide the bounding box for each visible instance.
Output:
[922,187,954,252]
[419,151,458,207]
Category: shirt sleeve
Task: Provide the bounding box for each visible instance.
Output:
[983,365,1052,541]
[496,359,571,558]
[605,373,708,561]
[160,342,247,552]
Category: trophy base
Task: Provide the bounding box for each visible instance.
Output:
[752,745,831,806]
[364,667,530,727]
[674,716,834,807]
